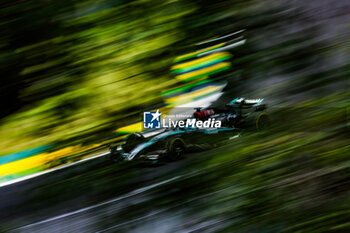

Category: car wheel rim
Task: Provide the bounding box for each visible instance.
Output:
[175,147,183,156]
[259,116,269,129]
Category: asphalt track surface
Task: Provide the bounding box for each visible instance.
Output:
[1,141,239,233]
[0,93,235,233]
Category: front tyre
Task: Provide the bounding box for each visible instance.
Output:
[168,138,186,161]
[109,148,124,163]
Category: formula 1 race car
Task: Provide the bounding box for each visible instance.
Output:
[193,97,269,130]
[109,127,238,164]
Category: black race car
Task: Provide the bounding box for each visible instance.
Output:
[109,127,239,164]
[193,97,269,130]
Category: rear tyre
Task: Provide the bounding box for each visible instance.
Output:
[256,113,270,130]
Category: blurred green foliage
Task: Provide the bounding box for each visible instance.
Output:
[1,0,348,155]
[0,0,196,154]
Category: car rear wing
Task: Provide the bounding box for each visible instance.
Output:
[226,98,266,110]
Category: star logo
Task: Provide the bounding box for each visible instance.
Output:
[143,110,161,129]
[150,110,161,122]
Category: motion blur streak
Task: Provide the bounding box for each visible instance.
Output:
[14,176,180,232]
